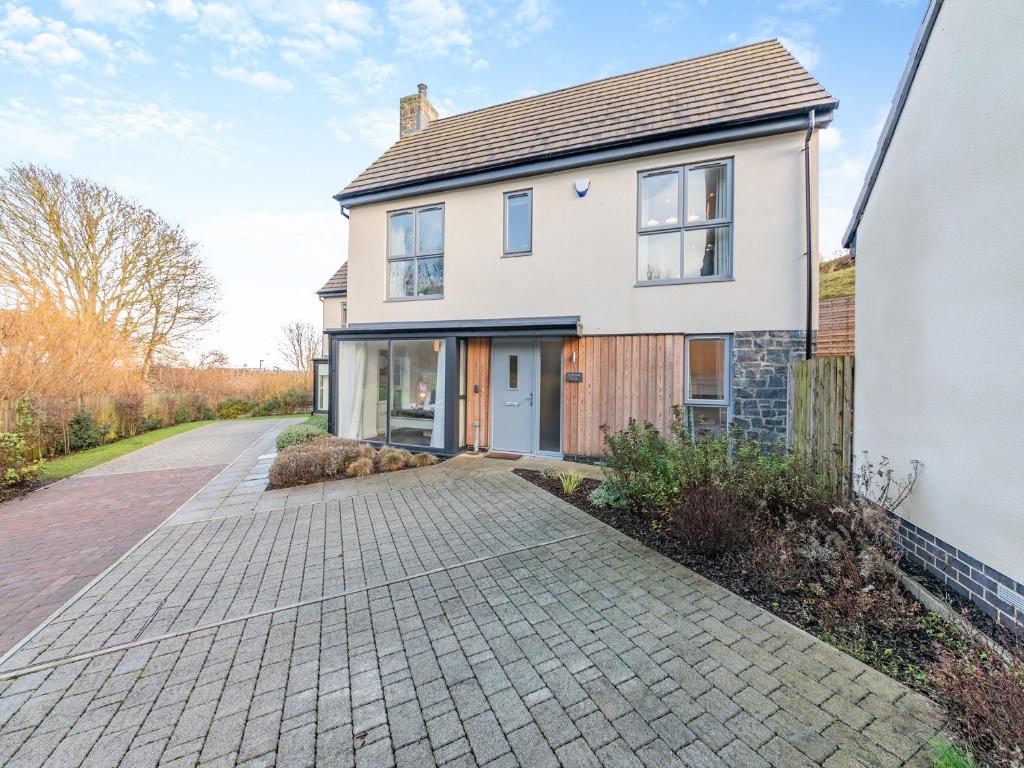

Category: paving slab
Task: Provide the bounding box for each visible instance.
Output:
[0,466,944,767]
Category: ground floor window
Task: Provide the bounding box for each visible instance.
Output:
[314,359,329,413]
[685,335,731,437]
[335,338,446,448]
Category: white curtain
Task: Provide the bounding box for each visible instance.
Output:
[337,342,366,439]
[430,340,446,448]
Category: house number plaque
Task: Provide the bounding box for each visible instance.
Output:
[565,371,584,383]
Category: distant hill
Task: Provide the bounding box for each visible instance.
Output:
[820,254,854,299]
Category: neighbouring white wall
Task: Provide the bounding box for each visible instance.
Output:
[345,130,819,335]
[854,0,1024,584]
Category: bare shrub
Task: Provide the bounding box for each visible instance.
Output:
[411,452,438,468]
[931,638,1024,767]
[663,485,752,558]
[346,456,375,477]
[269,444,331,488]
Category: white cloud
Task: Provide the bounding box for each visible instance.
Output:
[163,0,198,22]
[776,0,842,15]
[349,58,395,92]
[331,107,396,150]
[60,0,156,26]
[196,2,266,47]
[778,35,820,69]
[387,0,472,54]
[0,98,79,161]
[214,64,293,91]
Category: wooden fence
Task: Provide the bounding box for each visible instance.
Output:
[817,295,855,356]
[789,355,855,496]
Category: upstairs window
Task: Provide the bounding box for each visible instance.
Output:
[388,205,444,299]
[503,189,532,255]
[637,160,732,284]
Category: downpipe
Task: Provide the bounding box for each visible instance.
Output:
[804,108,816,361]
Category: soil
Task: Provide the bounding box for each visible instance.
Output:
[513,467,1017,701]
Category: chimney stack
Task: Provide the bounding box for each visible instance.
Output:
[399,83,437,137]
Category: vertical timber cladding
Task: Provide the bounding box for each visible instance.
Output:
[464,338,491,449]
[562,335,687,458]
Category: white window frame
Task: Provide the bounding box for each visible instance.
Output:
[503,189,532,256]
[386,204,444,301]
[684,334,732,434]
[636,158,734,286]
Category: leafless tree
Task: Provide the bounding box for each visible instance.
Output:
[196,349,230,369]
[277,321,320,374]
[0,163,220,373]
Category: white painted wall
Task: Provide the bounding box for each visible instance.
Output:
[344,130,819,335]
[854,0,1024,584]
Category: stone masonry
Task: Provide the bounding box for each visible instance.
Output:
[732,330,809,443]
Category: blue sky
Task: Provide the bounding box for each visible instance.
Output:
[1,0,925,368]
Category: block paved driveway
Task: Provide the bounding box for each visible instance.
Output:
[0,419,298,656]
[0,452,944,767]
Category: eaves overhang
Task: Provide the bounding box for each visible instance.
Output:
[334,107,836,209]
[325,316,582,339]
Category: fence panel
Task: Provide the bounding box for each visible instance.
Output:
[789,355,855,496]
[818,295,855,356]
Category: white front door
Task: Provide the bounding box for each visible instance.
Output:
[490,340,535,453]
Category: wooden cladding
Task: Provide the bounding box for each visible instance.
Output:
[464,338,491,448]
[818,296,855,356]
[562,335,687,458]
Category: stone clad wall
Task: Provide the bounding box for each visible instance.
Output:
[732,330,809,443]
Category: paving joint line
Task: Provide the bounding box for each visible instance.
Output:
[0,527,602,682]
[0,418,292,670]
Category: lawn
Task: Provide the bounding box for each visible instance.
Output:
[40,421,214,482]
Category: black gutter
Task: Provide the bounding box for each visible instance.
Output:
[804,108,816,361]
[325,316,582,339]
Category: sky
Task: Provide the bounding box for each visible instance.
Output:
[0,0,926,369]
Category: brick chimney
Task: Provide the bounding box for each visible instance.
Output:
[399,83,437,137]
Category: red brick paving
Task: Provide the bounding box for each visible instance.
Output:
[0,464,223,656]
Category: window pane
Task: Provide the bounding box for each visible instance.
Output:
[418,207,444,254]
[684,226,731,279]
[640,172,679,229]
[505,193,531,252]
[688,338,726,401]
[389,339,445,447]
[638,231,681,281]
[389,212,413,257]
[686,164,728,223]
[538,339,561,453]
[388,260,415,297]
[416,256,444,296]
[316,361,329,411]
[688,406,728,438]
[336,340,387,441]
[508,355,518,389]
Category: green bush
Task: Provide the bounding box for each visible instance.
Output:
[139,413,164,433]
[600,418,682,511]
[0,432,44,489]
[276,423,328,451]
[217,398,251,419]
[67,409,107,451]
[306,414,328,431]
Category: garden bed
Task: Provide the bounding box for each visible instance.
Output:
[269,435,440,489]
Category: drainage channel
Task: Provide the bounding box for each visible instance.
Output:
[0,528,601,682]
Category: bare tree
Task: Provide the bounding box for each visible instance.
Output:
[196,349,230,369]
[277,321,320,374]
[0,164,219,372]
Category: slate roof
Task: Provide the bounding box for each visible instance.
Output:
[318,263,347,296]
[338,40,836,200]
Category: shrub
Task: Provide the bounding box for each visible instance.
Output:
[931,640,1024,768]
[217,398,251,419]
[113,393,145,437]
[346,456,375,477]
[376,447,412,472]
[664,485,751,558]
[587,480,624,509]
[276,423,328,452]
[67,409,107,451]
[600,418,682,512]
[558,470,584,495]
[269,444,330,488]
[540,465,560,481]
[307,414,328,431]
[139,413,163,433]
[0,432,45,489]
[411,452,438,468]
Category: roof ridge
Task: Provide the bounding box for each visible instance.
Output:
[421,39,783,129]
